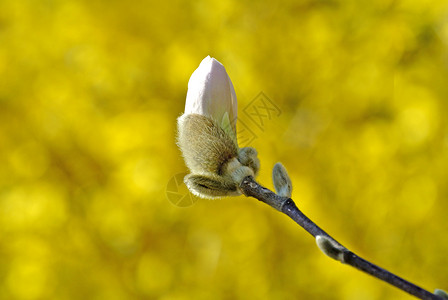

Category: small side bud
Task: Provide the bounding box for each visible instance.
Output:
[272,162,292,198]
[238,147,260,176]
[224,157,255,185]
[316,235,347,263]
[435,289,448,299]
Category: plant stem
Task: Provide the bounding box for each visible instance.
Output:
[239,176,442,300]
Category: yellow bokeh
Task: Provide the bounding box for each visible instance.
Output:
[1,0,448,299]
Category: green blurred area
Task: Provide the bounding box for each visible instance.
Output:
[1,0,448,299]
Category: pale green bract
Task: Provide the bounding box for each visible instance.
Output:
[221,111,238,147]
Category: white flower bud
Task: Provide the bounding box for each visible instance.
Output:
[185,56,237,133]
[177,56,259,199]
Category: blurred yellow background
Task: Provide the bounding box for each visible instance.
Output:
[1,0,448,299]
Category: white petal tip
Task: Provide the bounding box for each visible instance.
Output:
[198,56,224,72]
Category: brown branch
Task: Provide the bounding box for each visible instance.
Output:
[240,176,443,300]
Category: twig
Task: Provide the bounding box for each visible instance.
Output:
[240,176,443,300]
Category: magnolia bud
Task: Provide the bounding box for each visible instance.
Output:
[185,56,238,135]
[177,56,259,199]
